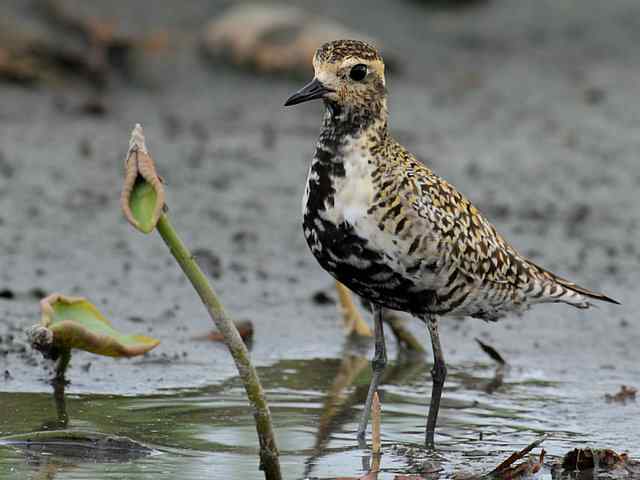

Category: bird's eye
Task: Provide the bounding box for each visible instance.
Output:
[349,64,368,81]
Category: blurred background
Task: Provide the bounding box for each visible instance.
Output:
[0,1,638,479]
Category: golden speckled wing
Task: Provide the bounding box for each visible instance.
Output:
[399,156,535,289]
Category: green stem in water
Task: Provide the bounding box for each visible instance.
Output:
[155,213,281,480]
[55,349,71,383]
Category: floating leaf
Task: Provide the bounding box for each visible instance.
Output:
[120,124,165,233]
[33,293,159,357]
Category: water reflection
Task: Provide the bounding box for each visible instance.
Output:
[0,349,638,479]
[303,337,426,477]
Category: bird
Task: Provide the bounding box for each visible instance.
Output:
[284,39,619,449]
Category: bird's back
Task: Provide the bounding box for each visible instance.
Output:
[367,138,618,319]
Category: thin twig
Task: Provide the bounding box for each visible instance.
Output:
[476,338,506,365]
[371,392,382,472]
[488,435,548,476]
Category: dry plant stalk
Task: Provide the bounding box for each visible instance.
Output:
[489,435,547,478]
[371,392,382,472]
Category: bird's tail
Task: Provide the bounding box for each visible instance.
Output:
[528,260,620,308]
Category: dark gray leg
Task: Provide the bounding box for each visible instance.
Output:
[357,305,387,445]
[426,314,446,449]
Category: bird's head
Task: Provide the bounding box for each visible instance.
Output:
[284,39,387,116]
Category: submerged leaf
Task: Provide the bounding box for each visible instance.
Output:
[121,124,165,233]
[37,293,159,357]
[0,429,155,461]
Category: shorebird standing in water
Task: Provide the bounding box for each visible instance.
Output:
[284,39,618,449]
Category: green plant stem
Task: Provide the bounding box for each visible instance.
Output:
[53,377,69,428]
[156,213,281,480]
[55,349,71,383]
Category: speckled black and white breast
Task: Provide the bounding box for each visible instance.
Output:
[301,130,437,314]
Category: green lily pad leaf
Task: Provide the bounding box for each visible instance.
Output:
[0,430,155,461]
[121,124,165,234]
[39,294,160,357]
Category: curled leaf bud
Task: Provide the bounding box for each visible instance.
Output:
[26,324,56,359]
[121,124,165,233]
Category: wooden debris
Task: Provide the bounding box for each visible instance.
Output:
[193,320,254,344]
[43,0,168,87]
[488,436,547,478]
[202,4,393,77]
[0,2,168,89]
[0,47,40,84]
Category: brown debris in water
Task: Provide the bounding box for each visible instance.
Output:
[0,47,40,84]
[605,385,637,404]
[561,448,629,471]
[193,320,254,344]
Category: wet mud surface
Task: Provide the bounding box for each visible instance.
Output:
[0,0,639,478]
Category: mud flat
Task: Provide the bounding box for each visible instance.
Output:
[0,1,638,478]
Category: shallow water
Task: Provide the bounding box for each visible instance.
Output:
[1,350,638,479]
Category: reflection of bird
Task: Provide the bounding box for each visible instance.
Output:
[335,281,425,352]
[285,39,619,449]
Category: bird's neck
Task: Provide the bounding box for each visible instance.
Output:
[316,100,389,164]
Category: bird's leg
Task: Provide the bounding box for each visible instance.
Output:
[425,314,446,450]
[357,305,387,446]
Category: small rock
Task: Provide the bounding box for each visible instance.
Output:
[312,290,334,305]
[0,289,15,300]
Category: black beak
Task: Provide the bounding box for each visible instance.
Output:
[284,78,332,106]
